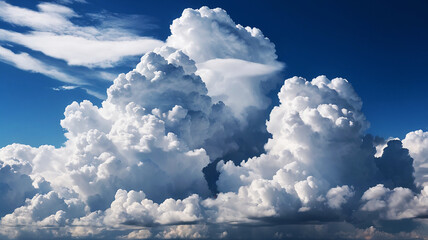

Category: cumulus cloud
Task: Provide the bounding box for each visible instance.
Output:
[0,154,39,217]
[120,229,151,239]
[218,76,371,193]
[103,190,203,226]
[403,130,428,187]
[374,140,416,191]
[167,7,277,64]
[360,184,428,220]
[0,5,427,240]
[156,224,208,239]
[1,191,86,227]
[196,58,283,119]
[167,7,284,119]
[326,185,355,209]
[213,75,422,225]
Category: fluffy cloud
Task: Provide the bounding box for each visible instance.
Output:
[167,7,277,63]
[104,189,203,226]
[0,5,427,240]
[214,75,421,225]
[1,191,86,227]
[361,184,428,220]
[326,185,355,209]
[217,76,371,195]
[156,224,208,239]
[403,130,428,187]
[211,76,369,223]
[167,7,283,119]
[120,229,152,239]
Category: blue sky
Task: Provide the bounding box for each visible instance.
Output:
[0,0,427,148]
[1,1,428,239]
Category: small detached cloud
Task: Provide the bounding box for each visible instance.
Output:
[52,85,78,91]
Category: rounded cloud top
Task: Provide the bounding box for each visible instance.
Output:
[167,7,277,64]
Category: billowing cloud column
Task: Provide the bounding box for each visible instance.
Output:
[167,7,283,120]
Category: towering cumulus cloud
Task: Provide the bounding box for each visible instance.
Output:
[0,6,427,240]
[167,7,283,120]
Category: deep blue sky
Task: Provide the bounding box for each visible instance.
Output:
[0,0,427,147]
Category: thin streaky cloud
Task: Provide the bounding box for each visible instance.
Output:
[0,1,76,31]
[0,0,163,98]
[57,0,88,4]
[0,45,83,84]
[82,87,105,99]
[0,1,164,68]
[52,85,78,91]
[0,29,164,68]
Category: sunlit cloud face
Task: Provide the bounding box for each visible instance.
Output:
[0,4,428,240]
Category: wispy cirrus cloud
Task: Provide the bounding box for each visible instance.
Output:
[0,1,163,98]
[0,29,164,68]
[0,1,163,68]
[0,45,82,84]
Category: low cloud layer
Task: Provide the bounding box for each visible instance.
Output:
[1,6,428,240]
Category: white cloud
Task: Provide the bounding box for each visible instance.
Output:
[196,58,283,119]
[326,185,354,209]
[1,191,86,227]
[156,224,208,239]
[0,2,76,32]
[403,130,428,187]
[120,229,152,239]
[361,184,428,220]
[52,85,78,91]
[82,88,106,99]
[104,189,203,226]
[0,145,44,217]
[0,5,427,240]
[216,75,370,200]
[213,75,421,224]
[0,29,163,68]
[166,7,283,120]
[0,1,163,96]
[0,45,82,84]
[167,7,277,64]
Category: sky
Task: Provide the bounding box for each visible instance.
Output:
[0,0,427,147]
[0,0,428,240]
